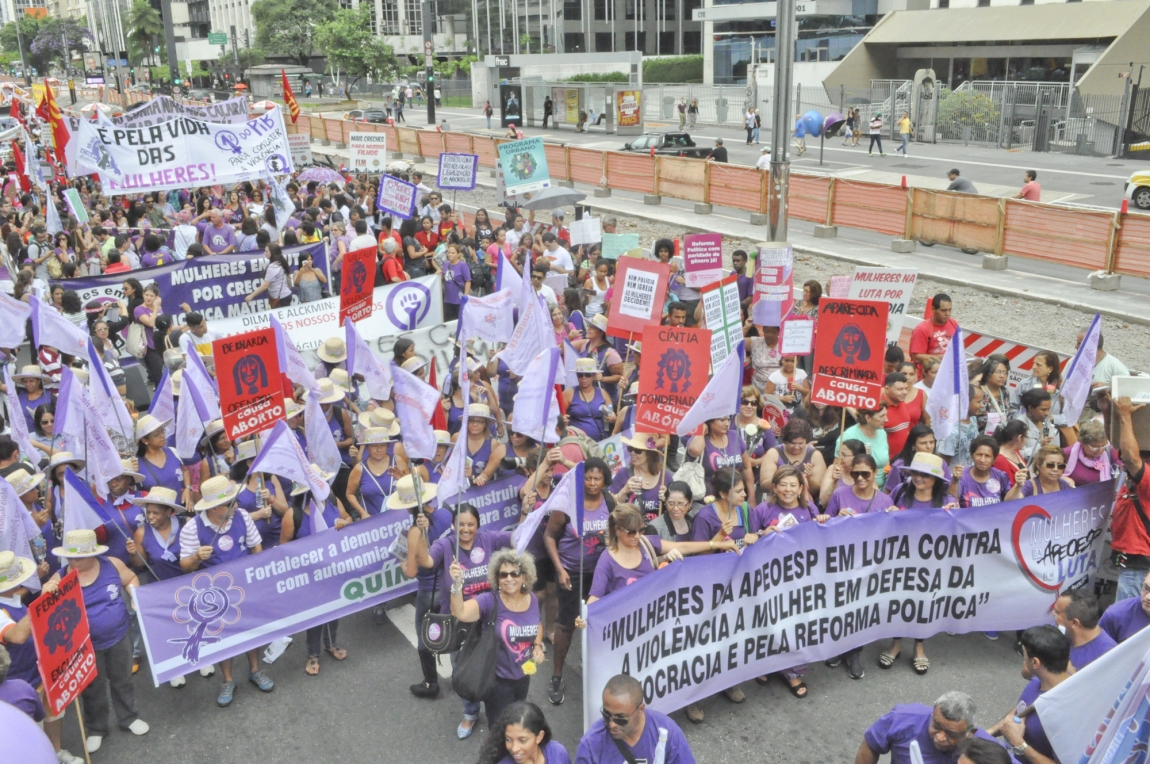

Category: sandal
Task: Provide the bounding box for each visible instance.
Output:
[754,675,771,685]
[787,680,808,699]
[913,656,930,675]
[305,656,320,676]
[878,651,900,669]
[325,645,348,661]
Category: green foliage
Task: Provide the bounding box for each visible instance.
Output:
[434,54,476,79]
[315,6,396,81]
[127,0,164,66]
[235,47,265,70]
[251,0,332,66]
[937,90,1001,141]
[0,18,46,71]
[565,71,628,83]
[643,55,703,83]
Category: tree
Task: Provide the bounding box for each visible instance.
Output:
[0,17,47,72]
[235,47,265,71]
[126,0,164,66]
[29,18,93,72]
[937,90,1000,142]
[315,6,397,87]
[251,0,332,67]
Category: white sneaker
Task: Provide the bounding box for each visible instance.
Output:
[128,719,150,736]
[85,736,103,753]
[199,665,216,677]
[56,749,84,764]
[170,675,186,688]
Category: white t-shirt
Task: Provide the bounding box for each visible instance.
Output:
[535,284,558,309]
[756,154,771,170]
[767,368,808,398]
[172,225,199,259]
[506,228,525,251]
[180,327,220,358]
[348,233,378,252]
[546,246,574,273]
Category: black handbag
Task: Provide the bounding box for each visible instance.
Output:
[420,574,469,655]
[452,596,499,702]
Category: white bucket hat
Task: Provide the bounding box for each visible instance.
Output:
[193,475,242,511]
[309,378,346,405]
[386,474,437,510]
[317,337,347,363]
[290,464,337,496]
[356,407,400,436]
[135,414,171,441]
[130,486,185,512]
[53,529,109,559]
[5,470,45,497]
[0,550,36,590]
[358,427,394,446]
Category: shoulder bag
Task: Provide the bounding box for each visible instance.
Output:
[125,321,148,359]
[452,594,499,702]
[420,567,469,655]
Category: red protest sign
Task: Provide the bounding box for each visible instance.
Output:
[30,569,97,716]
[606,259,671,339]
[634,325,712,435]
[339,246,376,324]
[809,299,888,410]
[213,327,285,440]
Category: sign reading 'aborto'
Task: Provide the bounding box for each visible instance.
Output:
[213,327,285,440]
[809,298,889,410]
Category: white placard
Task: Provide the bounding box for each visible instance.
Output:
[618,269,660,320]
[847,267,918,347]
[569,217,602,246]
[780,317,814,356]
[349,132,387,172]
[288,133,312,166]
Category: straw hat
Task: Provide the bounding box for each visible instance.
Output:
[435,430,454,446]
[233,439,258,463]
[135,414,170,441]
[621,432,663,452]
[356,407,400,436]
[317,337,347,363]
[52,529,109,559]
[329,368,352,392]
[358,427,394,446]
[70,367,89,385]
[193,475,242,511]
[284,397,304,418]
[118,459,144,482]
[290,464,337,496]
[0,550,36,591]
[589,313,609,334]
[308,378,345,405]
[171,369,183,396]
[47,451,85,472]
[467,402,494,421]
[204,419,226,439]
[401,356,427,373]
[12,365,43,380]
[129,486,184,511]
[574,358,598,375]
[905,453,949,484]
[5,470,45,497]
[386,474,437,510]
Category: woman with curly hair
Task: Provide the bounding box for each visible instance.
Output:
[477,702,570,764]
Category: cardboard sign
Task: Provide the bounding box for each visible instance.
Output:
[31,569,97,715]
[436,152,479,191]
[683,233,724,289]
[827,275,852,298]
[607,259,672,339]
[779,316,814,356]
[635,325,713,435]
[349,132,386,172]
[339,246,377,324]
[809,299,888,410]
[752,244,794,327]
[377,174,418,220]
[847,267,917,347]
[700,274,743,366]
[288,132,313,166]
[569,217,602,246]
[213,327,285,439]
[601,233,640,260]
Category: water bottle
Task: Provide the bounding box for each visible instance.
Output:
[254,477,266,510]
[30,535,46,564]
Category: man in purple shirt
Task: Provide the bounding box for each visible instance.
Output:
[0,645,44,722]
[1054,588,1117,669]
[857,691,1008,764]
[1099,569,1150,643]
[200,210,237,255]
[576,674,695,764]
[988,626,1070,764]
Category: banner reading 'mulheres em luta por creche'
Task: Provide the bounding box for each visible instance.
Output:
[584,480,1116,721]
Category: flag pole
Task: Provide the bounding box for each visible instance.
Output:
[73,698,94,764]
[657,440,669,515]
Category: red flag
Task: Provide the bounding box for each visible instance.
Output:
[10,100,25,129]
[35,94,49,123]
[10,141,31,193]
[43,80,69,160]
[428,362,448,431]
[281,69,299,124]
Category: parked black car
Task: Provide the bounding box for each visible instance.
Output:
[620,132,711,158]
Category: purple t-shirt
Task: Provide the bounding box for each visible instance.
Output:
[957,469,1007,507]
[1070,630,1117,670]
[1020,478,1073,498]
[825,485,894,517]
[474,590,541,680]
[588,537,665,599]
[202,223,236,253]
[1016,679,1056,760]
[0,678,44,722]
[864,704,1007,764]
[609,468,675,520]
[133,304,155,348]
[575,709,696,764]
[556,497,610,572]
[443,259,471,305]
[692,502,758,549]
[429,529,513,612]
[1100,596,1150,643]
[752,501,816,531]
[499,740,570,764]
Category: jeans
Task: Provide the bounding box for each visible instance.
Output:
[486,115,492,129]
[306,619,339,657]
[869,135,883,153]
[1117,566,1150,601]
[898,134,909,154]
[450,651,483,719]
[752,126,761,143]
[81,632,139,736]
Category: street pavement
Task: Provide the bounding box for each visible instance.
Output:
[65,598,1034,764]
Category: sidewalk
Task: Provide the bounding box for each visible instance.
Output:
[309,140,1150,326]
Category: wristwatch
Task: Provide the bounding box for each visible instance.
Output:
[1011,742,1030,757]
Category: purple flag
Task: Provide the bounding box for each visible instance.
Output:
[345,318,391,400]
[304,393,342,476]
[512,348,560,444]
[87,340,133,443]
[149,366,175,423]
[53,367,87,455]
[501,274,556,376]
[175,375,212,460]
[496,250,523,295]
[460,289,516,344]
[29,293,88,357]
[250,420,331,502]
[0,475,40,590]
[3,364,37,464]
[1060,312,1100,427]
[0,292,31,349]
[512,461,583,554]
[676,348,743,437]
[390,362,440,460]
[62,468,110,537]
[183,347,221,419]
[273,315,321,395]
[561,339,580,388]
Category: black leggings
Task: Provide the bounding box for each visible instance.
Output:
[869,135,883,153]
[483,676,530,728]
[142,347,164,386]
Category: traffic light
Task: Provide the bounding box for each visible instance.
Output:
[153,46,160,54]
[173,77,181,85]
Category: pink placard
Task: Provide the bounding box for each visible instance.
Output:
[828,275,853,298]
[683,233,724,289]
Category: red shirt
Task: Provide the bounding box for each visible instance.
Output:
[380,254,407,284]
[994,454,1022,487]
[415,230,440,251]
[377,229,402,248]
[883,398,919,456]
[1019,181,1041,201]
[1112,465,1150,557]
[103,261,130,274]
[909,318,959,369]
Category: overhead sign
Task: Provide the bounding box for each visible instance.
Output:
[436,152,479,191]
[208,32,227,45]
[339,246,377,324]
[213,327,285,440]
[634,325,712,435]
[376,174,418,220]
[31,569,97,716]
[847,267,917,347]
[809,298,888,410]
[349,132,386,173]
[606,259,672,340]
[496,136,551,195]
[692,0,851,20]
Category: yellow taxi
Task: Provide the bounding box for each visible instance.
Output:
[1127,168,1150,211]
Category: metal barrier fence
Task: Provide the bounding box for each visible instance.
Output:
[287,115,1150,279]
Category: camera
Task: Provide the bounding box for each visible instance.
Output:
[501,456,528,471]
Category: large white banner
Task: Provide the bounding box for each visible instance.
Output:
[74,107,293,194]
[108,95,251,127]
[848,267,917,347]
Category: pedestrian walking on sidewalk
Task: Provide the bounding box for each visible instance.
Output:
[484,100,493,129]
[687,98,699,130]
[869,112,885,156]
[897,111,913,155]
[792,114,807,156]
[678,98,687,129]
[745,107,756,144]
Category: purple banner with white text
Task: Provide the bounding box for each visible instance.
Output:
[133,475,525,685]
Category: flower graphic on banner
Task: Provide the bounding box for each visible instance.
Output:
[509,152,537,181]
[169,572,245,663]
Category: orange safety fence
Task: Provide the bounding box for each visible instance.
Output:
[416,130,444,160]
[1001,201,1112,272]
[568,147,605,186]
[309,116,326,143]
[474,136,499,168]
[396,127,421,157]
[910,190,1000,254]
[324,118,342,144]
[1112,212,1150,278]
[789,175,831,224]
[832,180,908,237]
[544,144,570,182]
[444,132,474,155]
[707,164,765,214]
[654,156,706,203]
[604,153,655,195]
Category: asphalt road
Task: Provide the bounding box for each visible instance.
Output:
[67,601,1033,764]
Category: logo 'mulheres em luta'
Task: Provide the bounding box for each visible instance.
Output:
[1010,498,1106,601]
[169,572,244,663]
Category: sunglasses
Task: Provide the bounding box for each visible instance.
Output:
[576,372,596,378]
[618,527,641,537]
[850,471,873,479]
[626,446,645,454]
[600,706,637,727]
[497,570,523,579]
[741,399,757,405]
[1043,462,1066,471]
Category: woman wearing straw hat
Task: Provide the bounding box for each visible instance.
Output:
[444,363,498,437]
[42,529,150,753]
[196,419,234,482]
[229,440,289,550]
[563,358,615,442]
[346,427,406,519]
[316,337,347,377]
[609,433,672,521]
[573,314,624,406]
[328,368,362,416]
[0,550,87,764]
[5,470,52,581]
[354,408,411,468]
[279,465,352,676]
[135,414,192,511]
[13,366,50,434]
[312,378,356,468]
[453,403,506,488]
[129,488,185,583]
[179,475,275,706]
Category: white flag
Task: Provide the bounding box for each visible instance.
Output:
[345,318,391,400]
[86,341,133,443]
[436,377,470,502]
[45,194,63,235]
[29,293,88,357]
[924,326,968,444]
[175,373,212,461]
[512,348,560,444]
[676,349,743,437]
[149,366,176,424]
[272,315,321,396]
[308,498,331,535]
[460,289,516,345]
[496,249,523,295]
[390,362,441,460]
[501,275,556,376]
[182,349,221,419]
[54,368,119,498]
[1060,312,1100,427]
[266,174,295,233]
[250,420,331,502]
[0,475,40,591]
[513,462,583,553]
[3,364,37,464]
[0,292,31,349]
[62,468,109,536]
[561,339,580,388]
[304,393,343,476]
